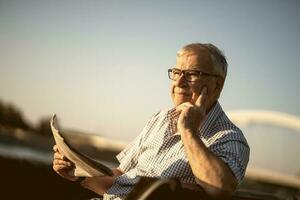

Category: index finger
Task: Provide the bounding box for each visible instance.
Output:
[53,145,59,152]
[195,87,208,108]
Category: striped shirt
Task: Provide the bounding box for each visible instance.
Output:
[103,102,250,200]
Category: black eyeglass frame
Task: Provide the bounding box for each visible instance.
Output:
[167,68,220,82]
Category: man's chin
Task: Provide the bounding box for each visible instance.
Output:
[173,98,191,107]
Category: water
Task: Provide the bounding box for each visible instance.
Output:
[0,143,52,164]
[0,142,117,168]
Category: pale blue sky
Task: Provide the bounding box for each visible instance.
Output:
[1,0,299,141]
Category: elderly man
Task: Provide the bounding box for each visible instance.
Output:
[53,43,249,199]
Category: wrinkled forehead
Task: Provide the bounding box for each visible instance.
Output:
[176,48,214,70]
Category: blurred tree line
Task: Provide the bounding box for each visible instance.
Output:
[0,99,52,136]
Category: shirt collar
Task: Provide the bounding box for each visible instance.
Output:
[199,101,223,135]
[166,107,180,121]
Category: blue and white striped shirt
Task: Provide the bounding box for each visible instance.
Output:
[103,102,250,200]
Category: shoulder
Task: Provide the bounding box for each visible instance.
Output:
[140,109,170,138]
[146,107,175,125]
[146,109,166,125]
[203,111,249,147]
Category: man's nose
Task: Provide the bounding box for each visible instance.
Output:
[175,73,188,87]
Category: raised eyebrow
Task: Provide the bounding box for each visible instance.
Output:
[186,69,202,73]
[172,67,199,71]
[172,68,181,71]
[189,66,202,71]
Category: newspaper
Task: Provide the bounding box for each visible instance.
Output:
[50,114,113,177]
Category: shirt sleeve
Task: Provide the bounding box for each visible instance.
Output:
[209,130,250,184]
[116,111,161,173]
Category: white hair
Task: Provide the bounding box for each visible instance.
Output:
[177,43,227,79]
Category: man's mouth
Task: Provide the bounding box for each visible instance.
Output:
[175,92,189,95]
[174,91,192,98]
[174,89,191,95]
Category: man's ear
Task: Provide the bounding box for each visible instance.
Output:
[214,77,225,95]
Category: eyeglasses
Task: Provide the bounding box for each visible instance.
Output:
[168,68,220,82]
